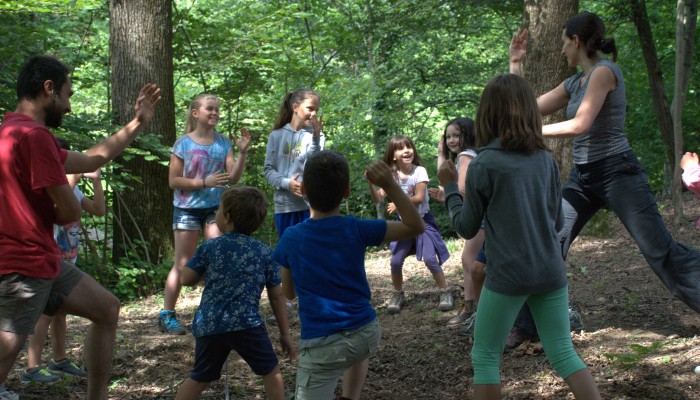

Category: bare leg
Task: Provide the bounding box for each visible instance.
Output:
[564,368,601,400]
[51,313,68,361]
[27,315,53,368]
[59,274,120,400]
[175,378,210,400]
[340,358,369,400]
[0,331,27,385]
[432,271,448,289]
[473,384,500,400]
[163,230,200,311]
[391,273,403,291]
[261,365,285,400]
[471,261,486,305]
[462,229,485,306]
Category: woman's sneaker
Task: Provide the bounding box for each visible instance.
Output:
[48,358,87,378]
[21,366,61,385]
[158,310,187,335]
[386,290,405,314]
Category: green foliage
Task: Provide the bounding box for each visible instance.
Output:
[2,0,698,299]
[604,341,670,369]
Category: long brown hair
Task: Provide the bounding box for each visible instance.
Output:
[475,74,546,154]
[564,12,618,62]
[184,93,219,134]
[272,88,320,130]
[381,135,424,172]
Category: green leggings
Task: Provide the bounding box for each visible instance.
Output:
[471,286,587,384]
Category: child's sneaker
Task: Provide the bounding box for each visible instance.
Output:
[21,366,61,385]
[447,301,474,326]
[386,290,405,314]
[438,288,454,311]
[48,358,87,378]
[158,310,187,335]
[457,312,477,337]
[0,386,19,400]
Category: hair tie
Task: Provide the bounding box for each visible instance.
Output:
[597,38,605,47]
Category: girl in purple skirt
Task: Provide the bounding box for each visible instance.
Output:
[368,135,452,314]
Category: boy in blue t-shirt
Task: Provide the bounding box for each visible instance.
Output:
[273,150,425,400]
[175,186,296,400]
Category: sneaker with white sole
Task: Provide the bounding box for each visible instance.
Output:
[158,310,187,335]
[386,290,405,314]
[21,366,61,385]
[48,358,87,378]
[438,288,454,311]
[0,386,19,400]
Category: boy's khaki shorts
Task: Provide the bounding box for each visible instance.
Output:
[295,318,381,400]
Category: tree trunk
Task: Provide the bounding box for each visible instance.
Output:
[671,0,698,223]
[110,0,175,263]
[630,0,676,196]
[521,0,578,182]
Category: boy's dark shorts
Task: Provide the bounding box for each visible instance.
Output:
[190,325,279,382]
[0,260,84,335]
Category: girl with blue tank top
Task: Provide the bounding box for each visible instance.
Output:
[509,12,700,324]
[158,93,251,335]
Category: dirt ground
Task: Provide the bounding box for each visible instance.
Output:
[9,194,700,399]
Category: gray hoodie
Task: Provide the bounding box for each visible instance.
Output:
[264,123,324,213]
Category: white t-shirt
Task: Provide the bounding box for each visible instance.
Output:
[397,165,430,217]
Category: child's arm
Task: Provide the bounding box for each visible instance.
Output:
[681,152,700,196]
[169,153,229,190]
[365,161,425,242]
[81,169,106,216]
[438,159,483,239]
[456,154,473,196]
[180,266,201,286]
[225,128,251,184]
[367,178,387,204]
[267,284,297,361]
[280,267,296,300]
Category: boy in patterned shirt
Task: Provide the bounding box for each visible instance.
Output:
[175,186,296,400]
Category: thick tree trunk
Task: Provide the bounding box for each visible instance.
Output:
[671,0,698,223]
[630,0,676,196]
[521,0,578,182]
[110,0,175,263]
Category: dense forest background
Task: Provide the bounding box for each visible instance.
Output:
[1,0,698,300]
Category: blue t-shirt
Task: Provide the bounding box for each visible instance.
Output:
[272,215,386,340]
[186,232,281,337]
[172,132,231,209]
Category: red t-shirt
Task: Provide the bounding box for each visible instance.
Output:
[0,112,69,278]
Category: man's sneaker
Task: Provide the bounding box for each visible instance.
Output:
[569,305,584,333]
[21,366,61,385]
[438,288,454,311]
[457,312,477,337]
[447,301,475,327]
[158,310,186,335]
[504,327,539,353]
[48,358,87,378]
[0,386,19,400]
[386,290,405,314]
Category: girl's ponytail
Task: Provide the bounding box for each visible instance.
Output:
[272,88,320,130]
[184,93,219,134]
[273,91,295,130]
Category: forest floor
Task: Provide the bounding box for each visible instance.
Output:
[8,194,700,399]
